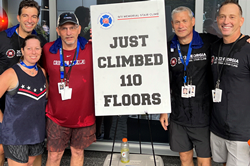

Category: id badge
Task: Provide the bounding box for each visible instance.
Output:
[212,88,222,102]
[58,82,65,94]
[190,85,196,97]
[61,86,72,100]
[188,85,192,98]
[181,86,189,98]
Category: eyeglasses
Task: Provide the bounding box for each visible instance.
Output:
[59,25,79,32]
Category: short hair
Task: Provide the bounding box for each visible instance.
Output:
[218,0,242,16]
[171,6,193,20]
[18,0,40,17]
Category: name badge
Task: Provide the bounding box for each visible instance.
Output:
[181,86,189,98]
[182,85,196,98]
[58,82,65,94]
[212,88,222,103]
[61,86,72,100]
[190,85,196,97]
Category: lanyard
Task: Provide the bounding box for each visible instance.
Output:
[20,60,38,71]
[177,40,192,84]
[59,40,80,80]
[216,34,242,88]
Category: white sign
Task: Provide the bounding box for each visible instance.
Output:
[91,0,171,116]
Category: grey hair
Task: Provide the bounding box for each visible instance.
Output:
[171,6,193,20]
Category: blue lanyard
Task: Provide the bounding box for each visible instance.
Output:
[59,40,80,80]
[176,41,192,84]
[20,60,38,71]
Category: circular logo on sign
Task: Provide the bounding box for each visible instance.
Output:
[99,13,114,29]
[6,49,15,58]
[211,56,215,65]
[170,57,177,67]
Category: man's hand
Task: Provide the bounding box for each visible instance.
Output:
[160,113,169,130]
[89,29,92,42]
[247,37,250,43]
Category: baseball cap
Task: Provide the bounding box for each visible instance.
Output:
[57,12,79,27]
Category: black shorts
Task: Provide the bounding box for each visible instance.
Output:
[3,142,44,163]
[169,121,211,158]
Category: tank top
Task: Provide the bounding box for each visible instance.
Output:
[1,64,46,145]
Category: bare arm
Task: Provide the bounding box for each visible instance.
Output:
[0,68,17,122]
[0,68,17,98]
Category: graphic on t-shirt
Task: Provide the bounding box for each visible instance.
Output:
[170,57,177,67]
[171,53,207,67]
[212,56,239,68]
[6,49,15,58]
[17,84,46,100]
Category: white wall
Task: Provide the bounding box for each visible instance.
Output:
[239,0,250,35]
[194,0,204,33]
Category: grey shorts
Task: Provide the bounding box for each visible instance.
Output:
[169,121,211,158]
[3,142,44,163]
[210,132,250,166]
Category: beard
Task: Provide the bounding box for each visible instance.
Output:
[62,38,76,45]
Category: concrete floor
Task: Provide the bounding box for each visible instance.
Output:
[32,149,221,166]
[3,150,222,166]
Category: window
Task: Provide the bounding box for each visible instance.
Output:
[203,0,225,37]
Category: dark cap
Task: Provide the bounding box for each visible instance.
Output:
[57,12,79,27]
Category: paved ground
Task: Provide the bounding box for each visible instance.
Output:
[46,150,222,166]
[3,149,222,166]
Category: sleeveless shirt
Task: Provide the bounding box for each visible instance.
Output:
[1,64,46,145]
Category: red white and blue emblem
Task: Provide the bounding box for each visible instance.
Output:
[99,13,114,29]
[18,84,46,100]
[6,49,15,58]
[170,57,177,67]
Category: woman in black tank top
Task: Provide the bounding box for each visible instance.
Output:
[0,34,47,166]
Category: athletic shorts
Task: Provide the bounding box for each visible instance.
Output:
[46,118,96,152]
[169,121,211,158]
[2,142,44,163]
[210,132,250,166]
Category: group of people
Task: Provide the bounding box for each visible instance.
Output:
[0,0,95,166]
[0,0,249,166]
[160,1,250,166]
